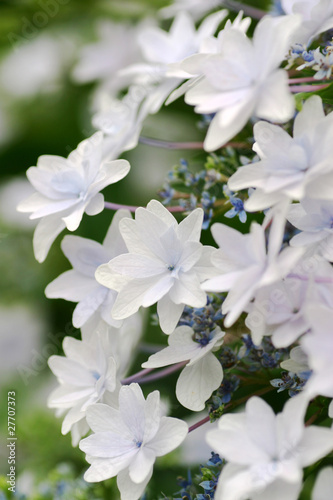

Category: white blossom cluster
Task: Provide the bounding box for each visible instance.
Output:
[17,0,333,498]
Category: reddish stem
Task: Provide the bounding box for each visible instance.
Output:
[104,201,185,213]
[289,84,330,93]
[121,368,154,384]
[134,361,188,384]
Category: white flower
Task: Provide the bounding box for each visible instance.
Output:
[170,14,300,151]
[45,210,130,328]
[206,395,333,500]
[280,346,309,374]
[17,132,130,262]
[72,21,142,94]
[142,325,225,411]
[202,211,303,328]
[0,34,73,98]
[79,383,188,500]
[92,86,151,162]
[288,199,333,261]
[245,257,333,347]
[48,328,122,446]
[312,467,333,500]
[281,0,333,46]
[95,200,217,334]
[228,96,333,212]
[119,10,227,117]
[80,313,143,380]
[302,305,333,400]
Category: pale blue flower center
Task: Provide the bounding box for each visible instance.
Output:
[134,439,142,448]
[92,371,100,381]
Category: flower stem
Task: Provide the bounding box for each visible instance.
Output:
[188,386,274,433]
[121,368,154,384]
[223,0,266,19]
[288,77,325,84]
[289,84,330,93]
[104,201,185,213]
[139,136,250,150]
[134,361,188,384]
[188,416,210,433]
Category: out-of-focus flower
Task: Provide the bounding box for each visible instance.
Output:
[79,383,188,500]
[17,132,130,262]
[0,34,74,98]
[118,10,227,118]
[288,199,333,261]
[142,325,224,410]
[206,395,333,500]
[245,257,333,347]
[281,0,333,46]
[96,200,217,334]
[169,14,300,151]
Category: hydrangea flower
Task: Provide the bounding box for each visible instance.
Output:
[142,325,225,411]
[48,328,122,446]
[287,199,333,261]
[17,132,130,262]
[72,21,142,94]
[45,210,130,329]
[281,0,333,46]
[95,200,218,334]
[228,96,333,212]
[245,257,333,347]
[119,10,228,117]
[79,383,188,500]
[202,212,303,327]
[169,14,300,151]
[206,395,333,500]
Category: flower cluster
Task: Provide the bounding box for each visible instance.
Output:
[17,1,333,499]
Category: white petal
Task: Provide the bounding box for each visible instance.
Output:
[312,467,333,500]
[176,353,223,411]
[79,431,136,458]
[177,208,204,242]
[157,295,184,334]
[146,416,188,456]
[108,253,166,278]
[298,426,333,467]
[33,214,66,263]
[246,397,277,458]
[85,192,104,216]
[204,100,254,152]
[48,355,96,387]
[45,270,97,302]
[128,447,156,484]
[119,384,146,440]
[117,467,152,500]
[111,276,161,319]
[255,70,294,123]
[85,403,130,437]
